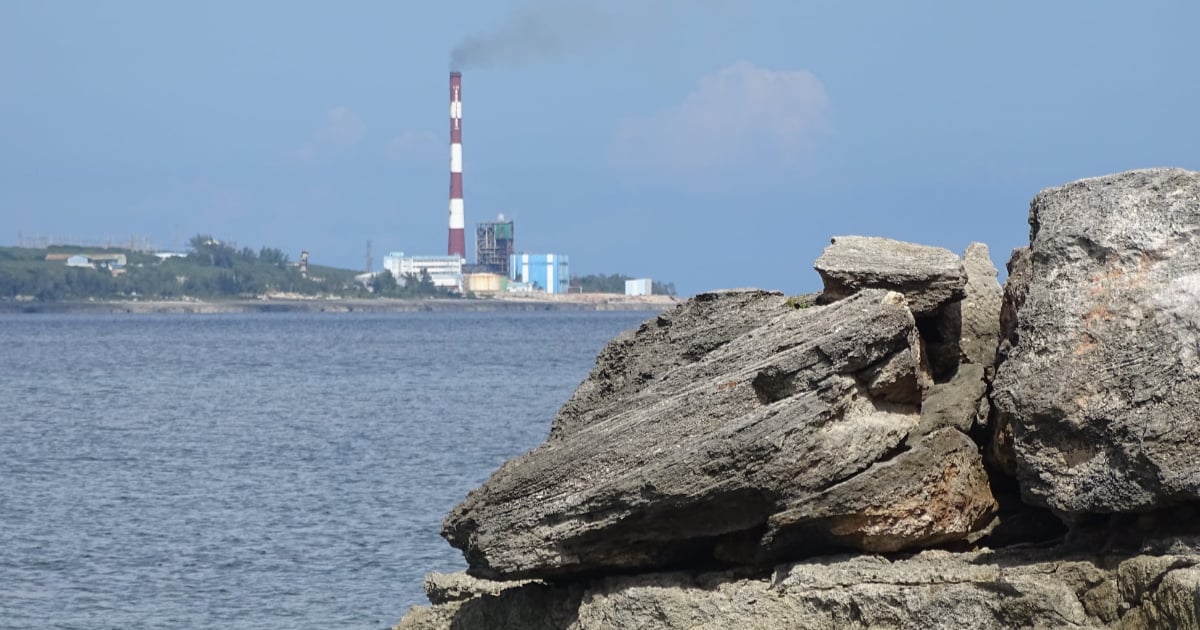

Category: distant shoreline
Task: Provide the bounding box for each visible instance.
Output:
[0,294,679,315]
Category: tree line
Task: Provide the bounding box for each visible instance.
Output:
[0,235,358,301]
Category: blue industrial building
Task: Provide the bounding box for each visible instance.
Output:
[509,253,569,294]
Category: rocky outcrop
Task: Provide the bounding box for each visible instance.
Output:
[444,288,996,580]
[992,168,1200,516]
[399,542,1200,630]
[397,168,1200,630]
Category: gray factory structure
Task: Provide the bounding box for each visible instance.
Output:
[473,215,514,277]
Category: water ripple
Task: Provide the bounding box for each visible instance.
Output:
[0,311,649,629]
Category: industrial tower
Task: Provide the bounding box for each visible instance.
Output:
[448,72,466,259]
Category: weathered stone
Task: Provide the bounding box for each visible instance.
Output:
[548,289,790,440]
[991,168,1200,515]
[986,246,1032,477]
[996,246,1032,368]
[917,363,987,436]
[422,572,540,605]
[396,580,585,630]
[960,242,1004,368]
[397,545,1200,629]
[814,235,967,316]
[443,289,995,580]
[762,428,996,556]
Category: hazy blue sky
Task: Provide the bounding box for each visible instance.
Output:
[3,1,1197,295]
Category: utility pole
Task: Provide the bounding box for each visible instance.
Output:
[366,240,373,273]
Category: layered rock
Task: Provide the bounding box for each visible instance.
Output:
[444,287,997,580]
[399,542,1200,630]
[398,167,1200,630]
[992,168,1200,515]
[814,236,967,316]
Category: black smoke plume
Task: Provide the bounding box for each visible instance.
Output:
[449,1,611,70]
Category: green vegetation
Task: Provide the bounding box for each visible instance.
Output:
[0,234,451,302]
[572,273,676,296]
[367,269,443,298]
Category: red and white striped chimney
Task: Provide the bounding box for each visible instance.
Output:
[447,72,466,259]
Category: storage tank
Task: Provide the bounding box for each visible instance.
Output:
[465,272,507,293]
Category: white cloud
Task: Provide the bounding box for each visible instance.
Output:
[298,106,366,161]
[612,61,832,174]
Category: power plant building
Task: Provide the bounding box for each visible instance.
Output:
[475,215,514,276]
[510,253,569,294]
[382,252,463,290]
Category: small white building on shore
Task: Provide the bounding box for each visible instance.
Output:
[625,278,652,296]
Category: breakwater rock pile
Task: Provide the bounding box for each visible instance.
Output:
[396,168,1200,630]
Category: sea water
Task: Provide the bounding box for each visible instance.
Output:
[0,311,650,630]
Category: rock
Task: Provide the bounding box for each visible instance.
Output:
[443,289,995,580]
[398,170,1200,629]
[917,363,988,435]
[396,543,1200,629]
[762,428,996,556]
[548,289,790,440]
[396,580,585,630]
[987,246,1032,477]
[996,246,1032,367]
[959,242,1004,368]
[991,168,1200,515]
[422,572,541,605]
[814,235,970,380]
[814,235,967,316]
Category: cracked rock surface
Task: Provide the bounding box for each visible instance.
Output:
[399,543,1200,630]
[443,288,996,580]
[992,168,1200,515]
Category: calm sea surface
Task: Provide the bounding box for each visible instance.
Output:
[0,311,651,630]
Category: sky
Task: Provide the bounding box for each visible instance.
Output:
[2,1,1198,296]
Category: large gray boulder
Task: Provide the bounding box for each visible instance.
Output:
[992,168,1200,515]
[443,289,996,580]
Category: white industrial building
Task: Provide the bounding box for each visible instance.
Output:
[625,278,652,296]
[382,252,464,291]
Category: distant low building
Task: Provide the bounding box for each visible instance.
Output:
[382,252,463,291]
[59,253,126,270]
[89,254,126,269]
[509,253,569,294]
[625,278,652,296]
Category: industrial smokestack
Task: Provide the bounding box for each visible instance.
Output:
[447,72,466,259]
